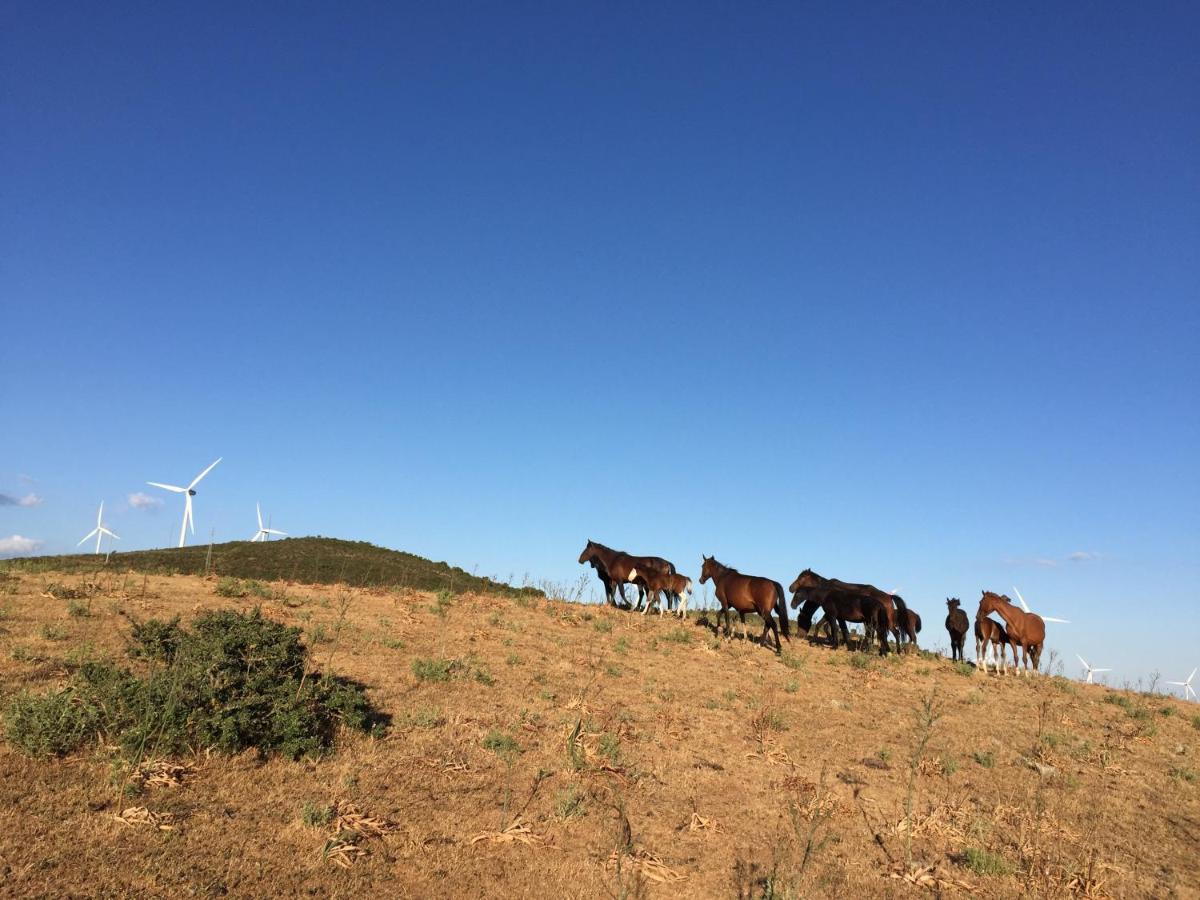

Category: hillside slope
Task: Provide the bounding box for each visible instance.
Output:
[4,536,541,598]
[0,567,1196,898]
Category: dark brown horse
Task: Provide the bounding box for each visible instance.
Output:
[578,540,675,609]
[945,598,969,662]
[788,569,910,651]
[699,556,790,653]
[979,591,1044,676]
[793,590,890,655]
[974,610,1009,675]
[898,607,922,648]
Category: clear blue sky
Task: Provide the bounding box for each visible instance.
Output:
[2,4,1197,690]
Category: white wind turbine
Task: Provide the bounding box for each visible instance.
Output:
[251,503,287,542]
[1166,668,1198,702]
[1012,586,1069,623]
[1076,654,1110,684]
[148,457,222,548]
[77,501,120,555]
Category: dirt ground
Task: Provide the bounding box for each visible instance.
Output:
[0,569,1197,898]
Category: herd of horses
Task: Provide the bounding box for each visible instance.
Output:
[578,540,1048,674]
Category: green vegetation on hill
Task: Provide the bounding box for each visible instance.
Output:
[3,537,541,598]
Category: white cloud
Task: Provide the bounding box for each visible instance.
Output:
[1034,558,1059,568]
[128,492,164,510]
[17,493,42,507]
[1067,551,1099,563]
[0,535,43,557]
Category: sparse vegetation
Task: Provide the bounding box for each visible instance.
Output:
[973,750,996,768]
[963,846,1012,876]
[482,729,520,760]
[411,657,456,682]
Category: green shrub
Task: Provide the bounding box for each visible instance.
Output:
[662,627,692,645]
[40,624,68,641]
[593,619,613,634]
[973,750,995,768]
[780,653,805,671]
[215,577,246,598]
[411,657,455,682]
[4,608,378,760]
[1169,766,1196,783]
[953,661,974,677]
[127,616,182,662]
[963,847,1011,876]
[849,653,870,669]
[66,600,90,618]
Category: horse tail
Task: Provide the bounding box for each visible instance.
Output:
[892,595,910,634]
[774,581,790,638]
[914,612,922,633]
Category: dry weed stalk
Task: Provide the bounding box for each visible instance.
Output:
[604,849,686,884]
[113,806,175,830]
[129,760,192,789]
[469,819,555,848]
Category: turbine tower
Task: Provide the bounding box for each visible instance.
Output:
[1012,586,1069,624]
[77,501,120,555]
[1076,654,1110,684]
[1166,668,1198,701]
[251,503,287,542]
[148,457,222,548]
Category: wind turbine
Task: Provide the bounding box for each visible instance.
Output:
[1012,586,1069,623]
[148,457,222,548]
[77,501,119,555]
[1076,654,1111,684]
[1166,668,1198,702]
[251,503,287,542]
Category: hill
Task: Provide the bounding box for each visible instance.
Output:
[0,567,1196,897]
[2,536,541,598]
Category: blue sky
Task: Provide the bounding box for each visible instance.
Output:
[2,4,1197,690]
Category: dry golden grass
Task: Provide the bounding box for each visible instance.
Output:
[0,568,1197,897]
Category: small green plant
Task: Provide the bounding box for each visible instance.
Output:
[1169,766,1195,783]
[593,619,613,634]
[555,785,585,819]
[39,624,68,641]
[307,624,331,645]
[962,847,1011,876]
[506,652,523,667]
[411,657,456,682]
[781,653,805,671]
[1159,706,1175,717]
[301,802,335,827]
[941,755,959,776]
[662,627,692,645]
[407,708,445,729]
[614,637,629,654]
[380,636,405,650]
[597,732,621,765]
[952,660,974,677]
[877,748,892,764]
[604,663,622,678]
[482,729,520,760]
[10,645,36,662]
[973,750,995,768]
[1192,713,1200,731]
[784,679,800,694]
[849,652,869,669]
[66,600,90,618]
[474,666,495,686]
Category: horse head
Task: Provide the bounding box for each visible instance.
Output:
[578,540,596,565]
[788,568,824,594]
[699,555,723,584]
[946,597,961,610]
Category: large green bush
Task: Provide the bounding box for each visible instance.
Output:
[4,608,379,760]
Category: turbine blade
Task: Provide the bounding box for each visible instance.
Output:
[100,528,120,540]
[148,481,187,493]
[1012,586,1031,613]
[257,502,263,530]
[1093,668,1111,673]
[1044,617,1070,624]
[78,528,99,546]
[1189,668,1198,683]
[185,495,195,534]
[189,457,222,489]
[97,501,104,525]
[1077,655,1088,669]
[266,528,287,536]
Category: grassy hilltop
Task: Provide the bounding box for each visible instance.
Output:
[0,563,1196,898]
[3,536,542,598]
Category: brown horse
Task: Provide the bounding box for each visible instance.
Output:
[578,540,675,609]
[974,611,1009,675]
[900,608,922,648]
[635,570,692,618]
[978,591,1044,676]
[789,569,909,651]
[945,598,969,662]
[699,556,790,653]
[793,590,890,655]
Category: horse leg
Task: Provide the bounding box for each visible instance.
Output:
[766,614,782,653]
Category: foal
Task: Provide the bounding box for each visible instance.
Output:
[636,570,693,618]
[945,598,969,662]
[974,611,1009,675]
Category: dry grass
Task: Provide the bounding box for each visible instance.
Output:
[0,568,1197,897]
